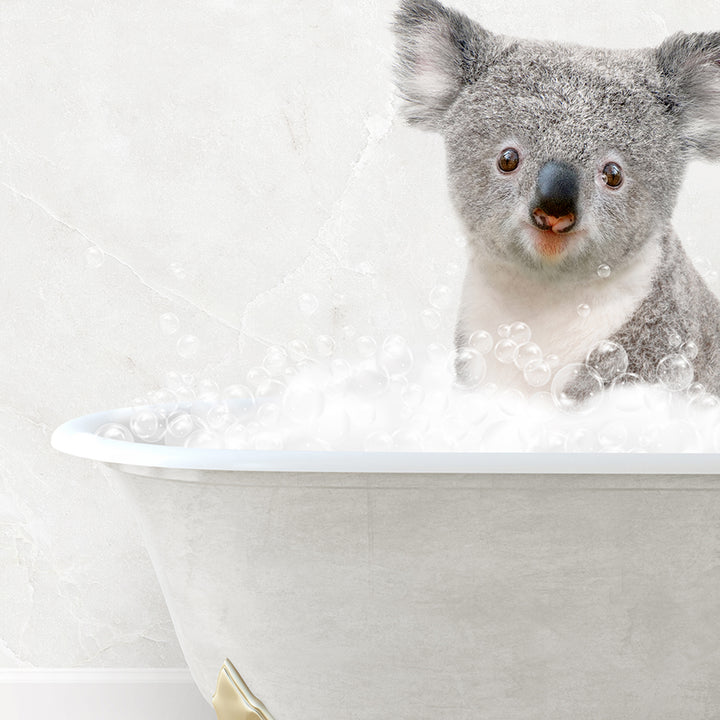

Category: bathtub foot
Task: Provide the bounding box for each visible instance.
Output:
[212,659,276,720]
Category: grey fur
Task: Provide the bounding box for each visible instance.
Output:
[392,0,720,395]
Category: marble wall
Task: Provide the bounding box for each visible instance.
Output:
[2,0,720,669]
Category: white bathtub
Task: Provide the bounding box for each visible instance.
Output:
[52,407,720,719]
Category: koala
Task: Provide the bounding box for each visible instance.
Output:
[392,0,720,397]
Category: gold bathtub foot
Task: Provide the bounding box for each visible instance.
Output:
[212,659,276,720]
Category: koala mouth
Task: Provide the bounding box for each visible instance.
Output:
[526,219,581,260]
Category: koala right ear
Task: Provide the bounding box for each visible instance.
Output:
[655,32,720,160]
[392,0,499,131]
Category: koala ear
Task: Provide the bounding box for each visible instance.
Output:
[392,0,498,130]
[656,32,720,160]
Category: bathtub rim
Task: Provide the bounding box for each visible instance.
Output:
[50,406,720,475]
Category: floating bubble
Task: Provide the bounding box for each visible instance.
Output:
[429,284,452,310]
[666,328,682,349]
[96,422,133,442]
[169,262,187,280]
[494,338,517,364]
[427,343,450,365]
[420,308,441,330]
[164,371,184,392]
[341,325,357,340]
[184,429,220,448]
[146,389,178,417]
[314,335,335,357]
[586,340,628,382]
[687,381,705,400]
[681,340,699,360]
[329,358,352,385]
[197,378,220,402]
[565,427,596,452]
[523,359,552,387]
[364,431,394,452]
[452,347,487,389]
[224,423,249,449]
[598,421,628,450]
[263,346,288,375]
[689,392,720,412]
[166,412,195,439]
[508,322,531,345]
[467,329,493,354]
[351,367,389,397]
[176,334,199,359]
[498,388,525,416]
[298,293,319,316]
[551,363,604,414]
[657,353,694,391]
[497,323,511,338]
[444,261,461,276]
[316,404,350,443]
[246,366,271,390]
[356,335,377,358]
[577,303,591,318]
[597,263,611,278]
[159,313,179,335]
[514,342,542,370]
[284,381,326,424]
[345,395,376,428]
[85,246,105,268]
[130,409,161,440]
[206,403,236,431]
[257,402,281,427]
[255,378,286,404]
[545,354,560,369]
[287,339,309,362]
[401,383,425,410]
[378,335,414,376]
[222,384,255,421]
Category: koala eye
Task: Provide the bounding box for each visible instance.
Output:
[601,162,623,188]
[497,148,520,173]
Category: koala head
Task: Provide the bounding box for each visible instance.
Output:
[392,0,720,281]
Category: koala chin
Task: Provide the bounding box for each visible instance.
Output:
[393,0,720,395]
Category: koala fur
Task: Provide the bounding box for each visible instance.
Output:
[392,0,720,396]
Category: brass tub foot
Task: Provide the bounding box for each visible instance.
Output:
[212,659,276,720]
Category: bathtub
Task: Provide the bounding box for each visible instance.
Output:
[52,406,720,719]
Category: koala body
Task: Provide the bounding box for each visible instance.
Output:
[393,0,720,395]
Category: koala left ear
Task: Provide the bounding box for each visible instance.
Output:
[655,32,720,160]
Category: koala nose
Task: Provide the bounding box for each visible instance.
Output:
[531,161,579,233]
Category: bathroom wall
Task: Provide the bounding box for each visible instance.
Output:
[1,0,720,679]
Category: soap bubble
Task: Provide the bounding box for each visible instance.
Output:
[429,284,452,310]
[551,363,604,413]
[341,325,357,341]
[169,262,187,280]
[345,395,376,428]
[378,335,413,376]
[420,308,441,330]
[666,328,683,349]
[514,342,542,370]
[598,421,628,450]
[298,293,319,316]
[597,263,611,278]
[329,358,352,385]
[287,339,309,362]
[246,366,271,390]
[130,409,161,440]
[468,329,493,355]
[257,402,281,427]
[316,404,350,444]
[166,412,195,440]
[497,323,511,338]
[452,347,486,389]
[85,246,105,268]
[221,384,255,421]
[545,354,560,369]
[498,388,525,416]
[314,335,335,357]
[206,403,236,431]
[263,346,288,375]
[657,353,694,391]
[184,429,219,448]
[146,388,178,417]
[401,383,425,410]
[176,334,200,359]
[523,359,552,387]
[164,371,184,392]
[494,338,517,364]
[681,340,698,360]
[96,422,133,442]
[283,380,325,424]
[224,423,249,449]
[689,392,720,412]
[364,431,394,451]
[356,336,377,358]
[508,322,531,344]
[159,313,179,335]
[255,379,286,404]
[197,378,220,403]
[687,382,705,400]
[427,343,450,365]
[586,340,628,382]
[577,303,591,318]
[350,367,389,397]
[444,260,461,276]
[566,427,596,452]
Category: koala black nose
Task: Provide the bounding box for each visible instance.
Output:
[532,161,579,233]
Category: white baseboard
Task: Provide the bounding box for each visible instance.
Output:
[0,668,217,720]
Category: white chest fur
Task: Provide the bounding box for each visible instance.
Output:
[457,241,662,388]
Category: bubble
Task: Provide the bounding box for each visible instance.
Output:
[364,431,394,452]
[454,235,467,248]
[545,354,560,369]
[263,346,288,375]
[174,386,195,404]
[298,292,319,316]
[689,392,720,412]
[166,412,195,439]
[164,371,184,392]
[257,402,281,427]
[497,323,511,338]
[423,390,450,415]
[514,342,542,370]
[566,427,596,452]
[598,421,628,450]
[287,339,309,362]
[657,353,694,392]
[246,366,271,390]
[345,395,376,428]
[356,335,377,358]
[577,303,591,318]
[130,409,161,440]
[498,388,525,416]
[494,338,517,364]
[444,261,461,276]
[401,383,425,410]
[284,381,326,424]
[176,334,200,359]
[159,313,179,335]
[169,262,187,280]
[420,308,441,330]
[508,322,531,345]
[586,340,628,382]
[224,423,249,449]
[427,343,450,365]
[681,340,699,360]
[329,358,352,385]
[687,381,705,400]
[222,384,255,420]
[452,347,487,389]
[597,263,611,278]
[185,429,220,448]
[378,335,414,376]
[467,330,493,355]
[314,335,335,357]
[83,246,105,269]
[551,363,604,414]
[341,325,357,341]
[96,422,133,442]
[197,378,220,401]
[667,328,682,349]
[207,403,236,431]
[523,359,552,388]
[255,379,286,404]
[429,284,452,310]
[351,367,389,397]
[316,404,350,443]
[693,256,713,277]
